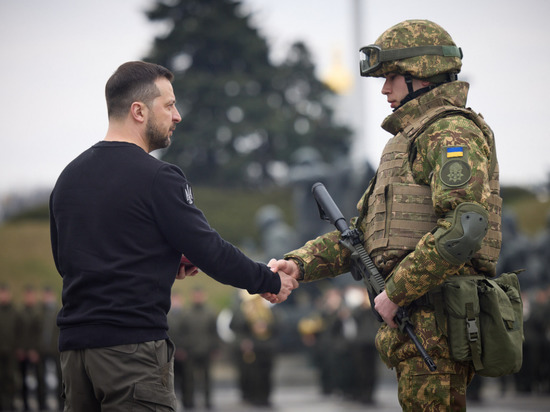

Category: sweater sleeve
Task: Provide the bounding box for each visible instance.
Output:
[150,164,281,295]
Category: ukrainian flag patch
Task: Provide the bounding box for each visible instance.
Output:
[446,147,464,158]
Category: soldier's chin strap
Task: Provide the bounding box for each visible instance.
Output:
[404,74,415,94]
[396,73,458,111]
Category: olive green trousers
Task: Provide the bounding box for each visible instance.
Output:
[60,339,176,411]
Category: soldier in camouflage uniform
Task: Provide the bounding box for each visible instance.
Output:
[267,20,501,411]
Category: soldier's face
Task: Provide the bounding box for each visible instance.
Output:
[381,73,426,109]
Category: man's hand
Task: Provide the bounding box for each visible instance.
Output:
[176,255,199,279]
[267,258,301,280]
[261,260,299,304]
[374,290,399,328]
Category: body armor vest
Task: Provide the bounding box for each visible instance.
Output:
[357,106,502,278]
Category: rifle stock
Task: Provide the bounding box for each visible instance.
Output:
[311,182,437,372]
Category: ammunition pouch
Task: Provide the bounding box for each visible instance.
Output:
[422,272,524,377]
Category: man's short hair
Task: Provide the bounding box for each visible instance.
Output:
[105,61,174,120]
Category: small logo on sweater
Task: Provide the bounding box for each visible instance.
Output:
[184,184,194,205]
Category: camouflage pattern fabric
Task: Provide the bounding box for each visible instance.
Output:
[395,356,473,411]
[286,229,352,282]
[366,19,462,79]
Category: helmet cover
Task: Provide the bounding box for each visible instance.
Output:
[363,19,462,79]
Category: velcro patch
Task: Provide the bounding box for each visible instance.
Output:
[446,146,464,158]
[440,159,471,187]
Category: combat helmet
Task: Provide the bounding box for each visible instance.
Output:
[359,20,462,83]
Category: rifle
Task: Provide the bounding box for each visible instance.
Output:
[311,182,437,372]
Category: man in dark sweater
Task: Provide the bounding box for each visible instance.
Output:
[49,61,298,411]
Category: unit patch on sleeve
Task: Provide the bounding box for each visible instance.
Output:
[440,146,471,188]
[183,183,194,205]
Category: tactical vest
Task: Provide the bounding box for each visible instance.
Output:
[357,106,502,278]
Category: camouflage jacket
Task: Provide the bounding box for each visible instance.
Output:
[285,82,502,368]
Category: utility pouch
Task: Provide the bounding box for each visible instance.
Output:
[476,272,523,377]
[440,272,523,377]
[442,277,482,365]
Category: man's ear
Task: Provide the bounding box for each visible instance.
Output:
[421,80,433,88]
[130,102,147,123]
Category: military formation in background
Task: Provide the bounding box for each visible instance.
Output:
[296,285,381,404]
[0,284,62,411]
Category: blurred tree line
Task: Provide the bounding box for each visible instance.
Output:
[143,0,351,187]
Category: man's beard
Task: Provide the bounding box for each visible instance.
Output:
[146,117,172,152]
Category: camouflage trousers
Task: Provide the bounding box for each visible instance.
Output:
[395,357,474,412]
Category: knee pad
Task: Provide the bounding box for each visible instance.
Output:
[434,202,489,265]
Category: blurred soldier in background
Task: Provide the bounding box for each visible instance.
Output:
[527,212,550,393]
[15,285,43,411]
[230,291,279,407]
[532,286,550,393]
[37,286,62,411]
[348,286,380,404]
[0,283,17,411]
[516,289,541,394]
[180,287,219,410]
[167,292,187,408]
[312,288,346,396]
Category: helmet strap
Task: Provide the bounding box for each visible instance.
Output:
[396,73,457,110]
[397,74,428,110]
[404,74,415,94]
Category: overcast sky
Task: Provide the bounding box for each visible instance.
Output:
[1,0,548,196]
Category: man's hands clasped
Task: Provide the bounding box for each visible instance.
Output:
[261,258,300,304]
[175,255,299,304]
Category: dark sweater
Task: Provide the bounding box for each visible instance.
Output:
[50,141,280,351]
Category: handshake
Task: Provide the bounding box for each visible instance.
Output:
[177,254,301,305]
[261,258,302,305]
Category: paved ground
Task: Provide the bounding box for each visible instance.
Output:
[207,383,550,412]
[17,352,550,411]
[183,353,550,412]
